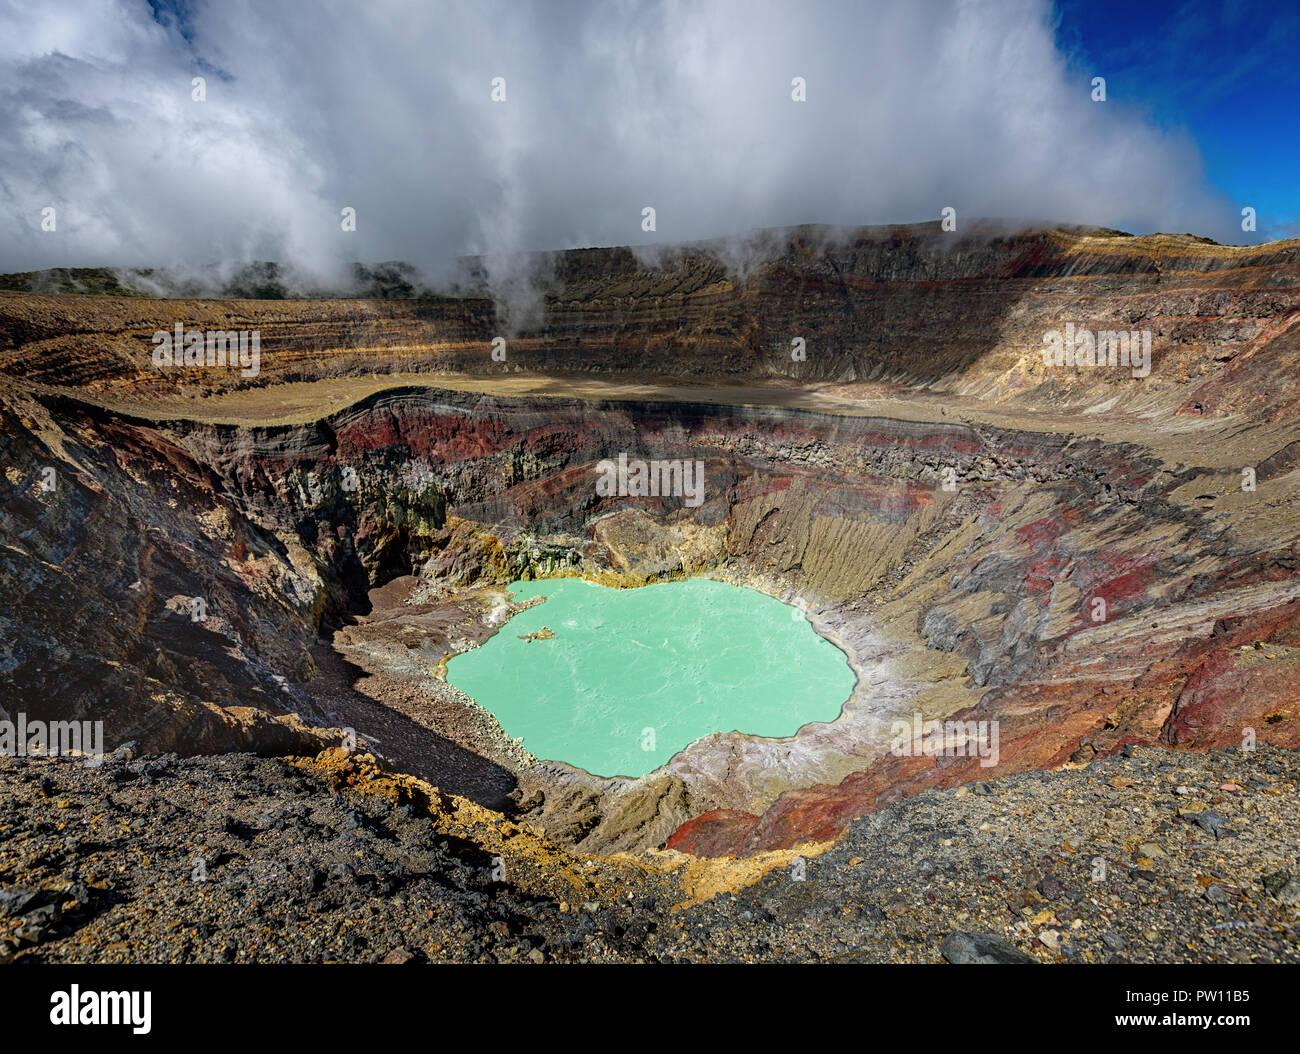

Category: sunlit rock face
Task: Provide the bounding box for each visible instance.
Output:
[2,223,1298,855]
[5,224,1299,418]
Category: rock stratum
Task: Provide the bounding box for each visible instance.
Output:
[1,223,1298,962]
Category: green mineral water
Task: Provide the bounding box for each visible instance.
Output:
[446,577,855,778]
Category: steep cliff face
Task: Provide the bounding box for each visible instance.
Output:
[4,225,1298,420]
[0,392,342,756]
[2,224,1298,858]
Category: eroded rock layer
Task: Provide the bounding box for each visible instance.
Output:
[3,224,1298,421]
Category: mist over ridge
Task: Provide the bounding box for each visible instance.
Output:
[2,0,1261,297]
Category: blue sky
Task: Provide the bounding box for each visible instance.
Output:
[1057,0,1300,239]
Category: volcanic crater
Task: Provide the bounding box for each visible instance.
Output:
[4,222,1300,875]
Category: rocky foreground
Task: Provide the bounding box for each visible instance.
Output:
[2,742,1296,964]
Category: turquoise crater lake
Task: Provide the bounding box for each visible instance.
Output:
[446,578,856,778]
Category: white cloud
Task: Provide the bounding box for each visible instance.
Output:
[0,0,1242,287]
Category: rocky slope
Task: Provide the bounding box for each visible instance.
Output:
[2,743,1295,963]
